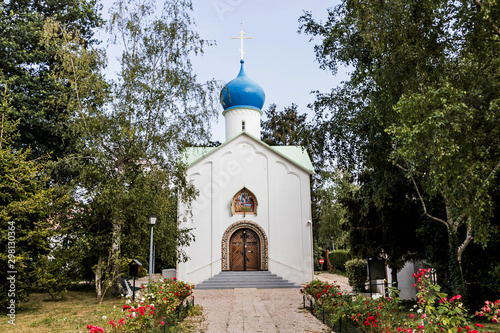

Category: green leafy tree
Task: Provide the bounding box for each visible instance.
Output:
[43,0,218,301]
[0,87,64,310]
[261,103,310,146]
[300,0,500,295]
[315,170,353,252]
[341,168,427,286]
[0,0,103,160]
[388,82,500,295]
[261,103,338,252]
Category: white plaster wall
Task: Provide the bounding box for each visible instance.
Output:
[224,108,262,140]
[387,261,424,300]
[177,134,313,285]
[177,161,214,283]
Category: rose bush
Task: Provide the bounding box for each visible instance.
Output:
[302,269,499,333]
[86,277,194,332]
[476,299,500,326]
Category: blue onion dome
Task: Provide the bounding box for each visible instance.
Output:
[220,60,265,112]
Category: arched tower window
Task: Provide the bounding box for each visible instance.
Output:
[231,187,257,215]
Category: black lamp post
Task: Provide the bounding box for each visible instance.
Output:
[148,213,157,281]
[330,234,335,252]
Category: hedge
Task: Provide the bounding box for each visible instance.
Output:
[345,258,367,289]
[328,250,351,271]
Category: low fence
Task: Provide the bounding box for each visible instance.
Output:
[303,293,364,333]
[352,281,388,298]
[154,296,195,333]
[303,281,389,333]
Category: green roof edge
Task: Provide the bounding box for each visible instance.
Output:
[182,131,315,175]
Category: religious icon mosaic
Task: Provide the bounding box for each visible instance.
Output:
[232,188,257,215]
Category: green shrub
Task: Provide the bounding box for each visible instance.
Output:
[35,255,73,300]
[328,250,351,271]
[300,279,330,300]
[345,258,367,289]
[89,277,195,332]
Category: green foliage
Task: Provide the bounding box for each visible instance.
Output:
[407,269,471,331]
[0,89,65,310]
[0,0,103,160]
[261,103,312,147]
[341,168,426,275]
[93,278,195,332]
[315,170,353,251]
[313,242,323,271]
[389,82,499,245]
[300,0,500,297]
[300,279,330,299]
[303,269,500,332]
[345,259,367,289]
[329,250,351,272]
[40,0,219,300]
[477,299,500,327]
[35,254,73,301]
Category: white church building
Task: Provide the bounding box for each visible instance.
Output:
[176,58,314,286]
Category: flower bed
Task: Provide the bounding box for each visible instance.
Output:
[86,277,194,332]
[301,269,500,333]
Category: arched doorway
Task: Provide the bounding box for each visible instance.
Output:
[221,220,268,271]
[230,228,260,271]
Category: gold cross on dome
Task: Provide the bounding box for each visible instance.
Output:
[231,24,252,60]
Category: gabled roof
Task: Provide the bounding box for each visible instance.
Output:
[181,132,315,174]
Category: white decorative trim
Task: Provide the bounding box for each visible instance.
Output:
[224,108,263,117]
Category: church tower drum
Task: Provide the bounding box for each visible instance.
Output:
[220,59,265,141]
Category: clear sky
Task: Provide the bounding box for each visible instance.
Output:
[99,0,348,142]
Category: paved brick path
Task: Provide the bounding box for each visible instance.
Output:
[191,288,330,333]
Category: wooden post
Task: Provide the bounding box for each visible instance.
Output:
[325,250,331,271]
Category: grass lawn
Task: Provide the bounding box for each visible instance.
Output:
[2,286,123,333]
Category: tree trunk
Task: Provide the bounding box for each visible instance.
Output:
[95,256,103,303]
[111,220,122,295]
[447,228,466,296]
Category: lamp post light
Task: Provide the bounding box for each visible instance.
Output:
[330,234,335,252]
[148,213,157,281]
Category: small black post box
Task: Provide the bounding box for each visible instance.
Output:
[129,259,142,278]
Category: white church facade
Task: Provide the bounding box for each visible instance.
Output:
[176,58,314,286]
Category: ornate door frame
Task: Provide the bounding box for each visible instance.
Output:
[229,228,260,271]
[222,220,268,271]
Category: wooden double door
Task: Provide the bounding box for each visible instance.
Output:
[230,228,260,271]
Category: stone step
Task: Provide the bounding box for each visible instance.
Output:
[195,271,301,289]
